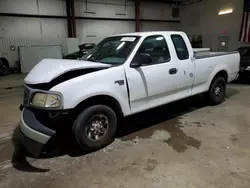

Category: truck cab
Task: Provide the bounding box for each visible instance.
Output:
[18,31,239,156]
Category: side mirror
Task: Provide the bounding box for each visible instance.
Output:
[130,53,152,68]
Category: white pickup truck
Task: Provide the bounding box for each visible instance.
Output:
[18,31,239,156]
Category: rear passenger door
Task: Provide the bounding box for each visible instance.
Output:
[171,34,195,97]
[125,35,179,113]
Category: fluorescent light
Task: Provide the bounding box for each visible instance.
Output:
[218,9,233,15]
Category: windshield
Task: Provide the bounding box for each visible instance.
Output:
[81,36,140,65]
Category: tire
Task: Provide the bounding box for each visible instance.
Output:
[207,77,226,105]
[73,105,117,151]
[0,58,11,76]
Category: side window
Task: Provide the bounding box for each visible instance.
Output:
[171,35,189,60]
[134,35,170,65]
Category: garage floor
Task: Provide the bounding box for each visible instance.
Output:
[0,75,250,188]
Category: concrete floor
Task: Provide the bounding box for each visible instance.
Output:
[0,74,250,188]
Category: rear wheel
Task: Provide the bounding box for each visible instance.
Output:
[73,105,117,151]
[207,77,226,105]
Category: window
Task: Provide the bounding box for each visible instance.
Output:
[81,36,140,65]
[171,35,189,60]
[133,35,170,65]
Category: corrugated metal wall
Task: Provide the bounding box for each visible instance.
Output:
[0,0,182,68]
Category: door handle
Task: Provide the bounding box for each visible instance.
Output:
[169,68,177,75]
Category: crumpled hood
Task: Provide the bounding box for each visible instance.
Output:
[24,59,111,84]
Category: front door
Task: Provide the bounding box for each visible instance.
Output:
[124,34,179,114]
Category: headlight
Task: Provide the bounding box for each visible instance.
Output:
[31,93,62,109]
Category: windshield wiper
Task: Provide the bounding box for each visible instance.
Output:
[87,57,99,63]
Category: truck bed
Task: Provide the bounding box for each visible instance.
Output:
[194,50,238,59]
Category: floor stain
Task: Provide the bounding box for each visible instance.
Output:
[230,135,239,142]
[0,140,14,164]
[4,87,13,90]
[122,118,201,153]
[163,123,201,153]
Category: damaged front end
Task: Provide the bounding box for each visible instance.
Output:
[18,60,110,156]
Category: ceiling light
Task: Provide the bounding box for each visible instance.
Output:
[218,9,233,15]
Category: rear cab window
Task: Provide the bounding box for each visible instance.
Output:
[171,35,189,60]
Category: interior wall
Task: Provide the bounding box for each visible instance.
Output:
[0,0,67,38]
[0,0,181,67]
[77,19,135,44]
[181,0,247,51]
[75,0,135,44]
[0,17,67,38]
[75,0,181,44]
[140,1,181,32]
[0,0,181,41]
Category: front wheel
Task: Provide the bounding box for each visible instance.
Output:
[207,77,226,105]
[73,105,117,151]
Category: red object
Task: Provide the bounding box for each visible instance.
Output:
[221,30,225,35]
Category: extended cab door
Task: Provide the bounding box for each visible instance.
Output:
[124,34,179,114]
[170,34,195,98]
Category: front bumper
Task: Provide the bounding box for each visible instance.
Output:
[19,107,56,156]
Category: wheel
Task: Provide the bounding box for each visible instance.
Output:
[0,58,10,76]
[208,77,226,105]
[73,105,117,151]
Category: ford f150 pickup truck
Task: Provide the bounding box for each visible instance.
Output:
[18,31,240,156]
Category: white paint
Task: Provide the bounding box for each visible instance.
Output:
[24,59,111,84]
[24,31,240,117]
[121,37,136,42]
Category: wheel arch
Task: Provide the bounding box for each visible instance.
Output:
[71,95,124,119]
[210,70,228,85]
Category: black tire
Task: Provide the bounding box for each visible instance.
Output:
[0,58,11,76]
[208,77,226,105]
[73,105,117,151]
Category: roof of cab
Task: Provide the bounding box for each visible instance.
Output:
[113,31,185,37]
